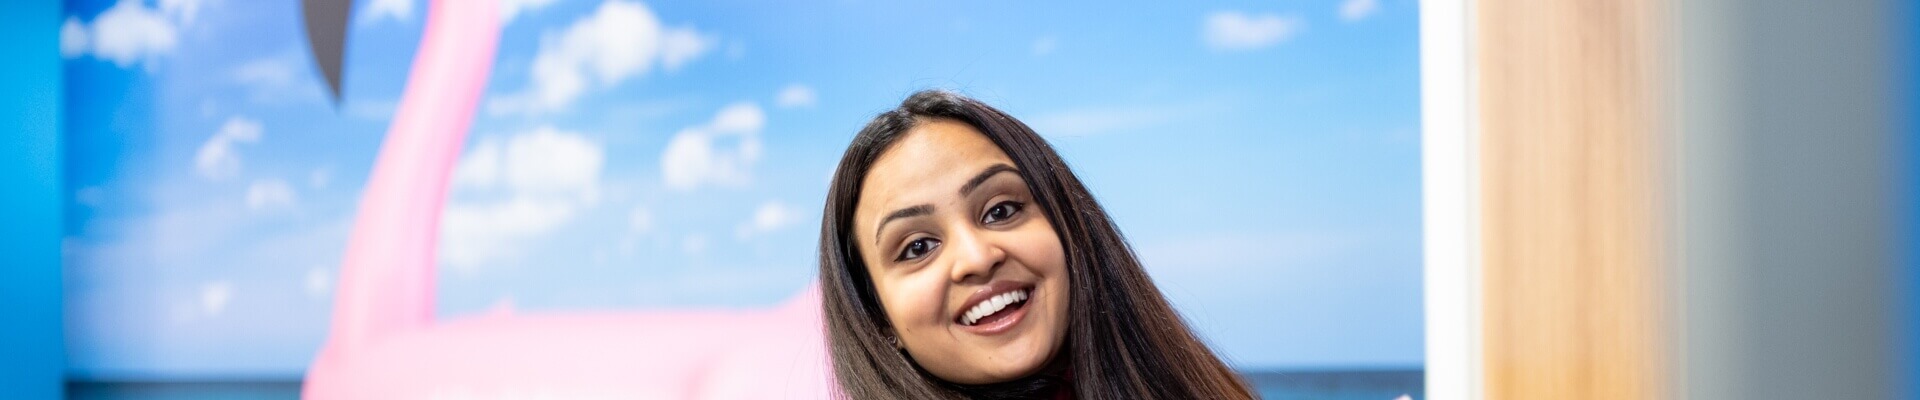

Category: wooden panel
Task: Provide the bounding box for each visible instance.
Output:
[1477,1,1668,399]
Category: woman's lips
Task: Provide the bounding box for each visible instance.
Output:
[958,296,1030,335]
[953,281,1035,325]
[953,282,1036,336]
[961,288,1029,326]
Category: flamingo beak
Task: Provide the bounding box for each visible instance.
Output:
[301,0,354,108]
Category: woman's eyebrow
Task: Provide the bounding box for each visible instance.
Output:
[874,204,934,246]
[871,164,1018,246]
[960,163,1019,196]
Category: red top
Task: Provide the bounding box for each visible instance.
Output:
[1051,369,1075,399]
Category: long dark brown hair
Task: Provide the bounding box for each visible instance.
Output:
[818,90,1256,399]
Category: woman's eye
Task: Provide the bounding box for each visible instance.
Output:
[982,201,1024,225]
[897,238,940,261]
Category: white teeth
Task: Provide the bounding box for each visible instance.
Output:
[962,289,1030,326]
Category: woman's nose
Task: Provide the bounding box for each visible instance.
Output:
[947,228,1007,283]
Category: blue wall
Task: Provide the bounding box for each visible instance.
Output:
[0,0,66,398]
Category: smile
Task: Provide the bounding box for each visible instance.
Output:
[961,289,1029,326]
[953,281,1036,335]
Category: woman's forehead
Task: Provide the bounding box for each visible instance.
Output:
[854,121,1013,222]
[878,121,1006,177]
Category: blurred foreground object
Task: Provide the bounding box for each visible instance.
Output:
[1424,0,1911,398]
[1477,0,1667,399]
[299,0,830,398]
[0,0,65,398]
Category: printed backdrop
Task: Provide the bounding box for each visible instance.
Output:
[59,0,1422,378]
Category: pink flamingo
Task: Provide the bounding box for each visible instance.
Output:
[299,1,831,398]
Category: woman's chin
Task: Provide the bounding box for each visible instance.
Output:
[948,341,1058,385]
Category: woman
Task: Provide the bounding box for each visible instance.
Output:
[818,90,1256,399]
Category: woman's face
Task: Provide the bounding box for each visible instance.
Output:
[852,118,1072,385]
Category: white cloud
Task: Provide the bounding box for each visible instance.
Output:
[305,265,332,299]
[530,2,663,111]
[508,129,605,201]
[229,51,324,105]
[500,0,559,24]
[736,200,798,239]
[441,127,606,269]
[775,84,816,108]
[752,201,797,232]
[451,127,603,200]
[454,128,606,193]
[363,0,414,24]
[441,197,578,268]
[660,26,715,72]
[246,179,297,210]
[1340,0,1380,22]
[158,0,204,26]
[233,56,297,88]
[194,116,263,181]
[628,206,653,234]
[661,102,765,190]
[199,281,232,316]
[61,17,88,58]
[87,0,181,67]
[452,138,503,188]
[1203,11,1302,51]
[1031,36,1057,56]
[682,234,709,255]
[490,0,715,115]
[307,167,332,189]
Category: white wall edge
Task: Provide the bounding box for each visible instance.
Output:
[1419,0,1481,399]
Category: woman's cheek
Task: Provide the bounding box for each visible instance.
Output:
[1019,222,1067,272]
[890,271,944,331]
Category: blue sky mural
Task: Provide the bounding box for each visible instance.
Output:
[59,0,1421,378]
